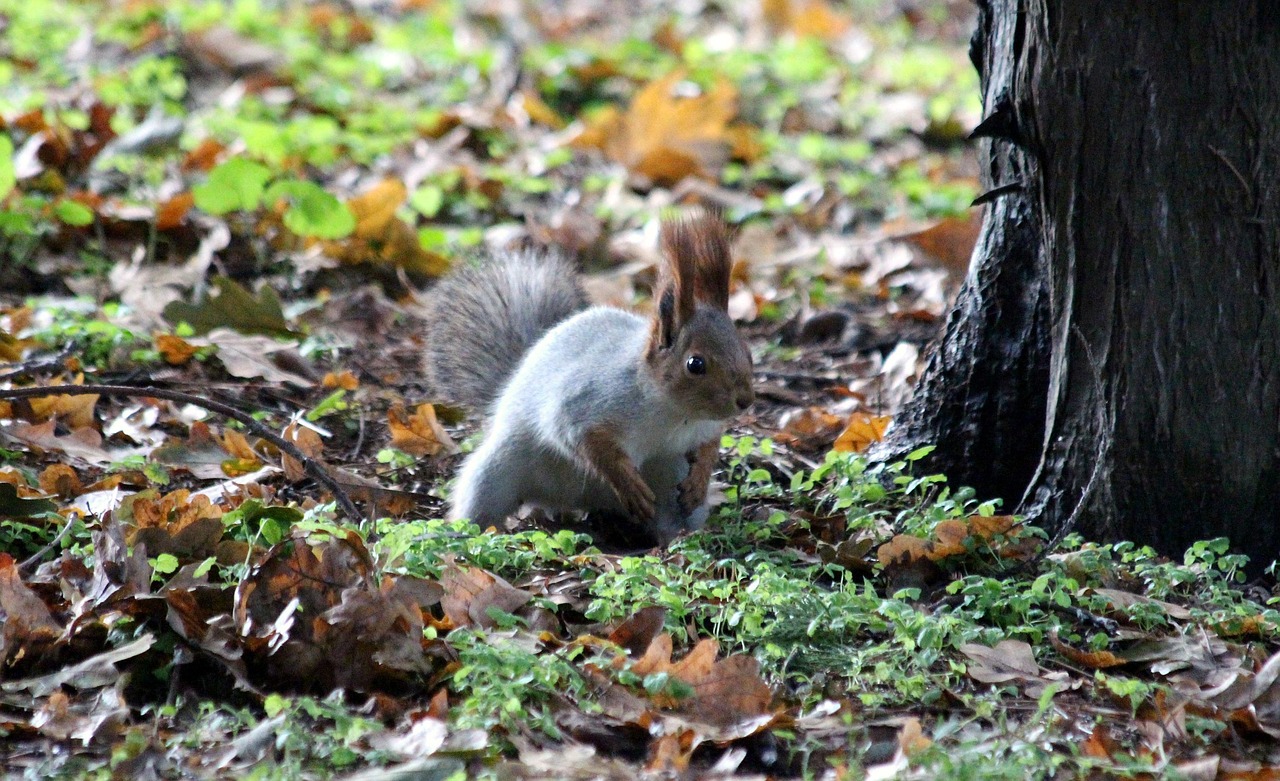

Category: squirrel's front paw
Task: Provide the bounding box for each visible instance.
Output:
[677,440,718,516]
[619,474,657,522]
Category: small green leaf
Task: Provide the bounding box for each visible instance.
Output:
[54,199,94,226]
[151,553,179,574]
[0,135,14,200]
[193,158,272,215]
[266,179,355,239]
[264,693,288,718]
[905,445,936,462]
[409,184,444,217]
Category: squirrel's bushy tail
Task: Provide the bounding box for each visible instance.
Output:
[423,250,586,410]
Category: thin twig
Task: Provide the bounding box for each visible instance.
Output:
[19,514,80,574]
[0,383,361,522]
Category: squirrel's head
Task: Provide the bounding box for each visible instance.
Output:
[646,210,755,421]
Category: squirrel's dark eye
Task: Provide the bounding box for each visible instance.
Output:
[686,355,707,375]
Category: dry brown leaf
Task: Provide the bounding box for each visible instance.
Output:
[3,419,136,466]
[156,192,194,231]
[151,421,235,479]
[520,91,565,129]
[931,519,969,557]
[833,412,891,453]
[682,653,774,727]
[968,514,1018,540]
[182,137,225,171]
[669,638,719,686]
[763,0,852,40]
[0,552,61,639]
[387,404,457,457]
[37,464,83,499]
[898,212,983,277]
[1092,587,1193,622]
[609,606,667,659]
[775,406,846,451]
[281,423,325,482]
[438,563,531,629]
[25,385,99,430]
[960,640,1041,684]
[877,534,933,565]
[898,716,933,756]
[645,730,694,773]
[630,633,675,677]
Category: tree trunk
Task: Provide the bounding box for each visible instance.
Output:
[884,1,1280,564]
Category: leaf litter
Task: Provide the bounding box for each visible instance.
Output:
[2,0,1278,778]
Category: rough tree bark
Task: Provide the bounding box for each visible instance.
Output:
[883,1,1280,564]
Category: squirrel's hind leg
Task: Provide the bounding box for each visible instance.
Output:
[448,439,524,525]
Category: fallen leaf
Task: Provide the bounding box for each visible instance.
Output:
[154,333,198,365]
[439,563,531,629]
[833,412,891,453]
[388,404,457,457]
[320,179,449,277]
[162,276,294,338]
[197,328,315,385]
[573,70,748,186]
[897,212,983,277]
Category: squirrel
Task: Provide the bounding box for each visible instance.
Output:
[422,210,755,544]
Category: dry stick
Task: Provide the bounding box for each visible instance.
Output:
[0,384,362,522]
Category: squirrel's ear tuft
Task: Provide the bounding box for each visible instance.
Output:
[660,208,732,313]
[652,287,677,350]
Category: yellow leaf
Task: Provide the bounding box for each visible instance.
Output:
[27,384,99,430]
[832,413,891,453]
[319,179,450,277]
[349,179,406,240]
[520,91,565,129]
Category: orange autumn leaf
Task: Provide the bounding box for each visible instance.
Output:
[281,422,325,482]
[182,137,225,171]
[899,212,983,276]
[387,403,457,457]
[763,0,851,40]
[154,333,198,365]
[876,534,932,565]
[156,192,194,230]
[573,70,748,186]
[26,386,99,430]
[322,370,359,390]
[37,464,83,498]
[833,412,891,453]
[520,91,565,129]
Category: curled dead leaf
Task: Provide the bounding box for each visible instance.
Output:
[388,404,457,457]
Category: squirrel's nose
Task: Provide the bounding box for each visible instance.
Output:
[735,388,754,411]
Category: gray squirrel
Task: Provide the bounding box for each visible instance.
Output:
[422,210,755,543]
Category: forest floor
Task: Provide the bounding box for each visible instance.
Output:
[2,0,1279,778]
